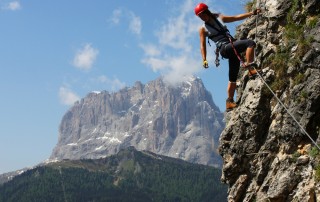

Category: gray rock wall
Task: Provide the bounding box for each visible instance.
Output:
[219,0,320,201]
[51,76,225,167]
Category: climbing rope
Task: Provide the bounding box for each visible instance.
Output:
[251,1,320,151]
[252,68,320,151]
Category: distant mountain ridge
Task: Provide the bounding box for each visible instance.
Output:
[0,147,228,201]
[50,76,225,167]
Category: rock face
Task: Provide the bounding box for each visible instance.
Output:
[50,76,224,167]
[219,0,320,201]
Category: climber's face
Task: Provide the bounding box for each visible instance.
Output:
[198,12,210,22]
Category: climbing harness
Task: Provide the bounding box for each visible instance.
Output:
[205,16,235,67]
[206,15,255,70]
[250,1,320,151]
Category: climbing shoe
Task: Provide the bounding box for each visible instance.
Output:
[226,98,237,112]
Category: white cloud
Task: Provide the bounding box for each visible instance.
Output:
[156,17,191,51]
[141,57,167,72]
[163,56,199,85]
[2,1,21,10]
[139,44,161,57]
[142,54,199,85]
[72,44,99,70]
[140,0,202,85]
[59,87,80,106]
[155,0,199,52]
[108,8,142,36]
[96,75,126,91]
[129,12,142,35]
[110,9,122,24]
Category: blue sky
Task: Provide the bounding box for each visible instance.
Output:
[0,0,248,174]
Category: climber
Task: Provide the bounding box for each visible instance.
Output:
[195,3,261,111]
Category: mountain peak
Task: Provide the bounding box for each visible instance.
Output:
[51,76,224,167]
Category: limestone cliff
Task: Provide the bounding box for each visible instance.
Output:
[50,76,224,167]
[219,0,320,201]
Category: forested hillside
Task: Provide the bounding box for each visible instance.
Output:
[0,147,227,202]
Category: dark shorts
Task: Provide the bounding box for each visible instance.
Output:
[219,39,256,82]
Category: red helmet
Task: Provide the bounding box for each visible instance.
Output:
[194,3,208,16]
